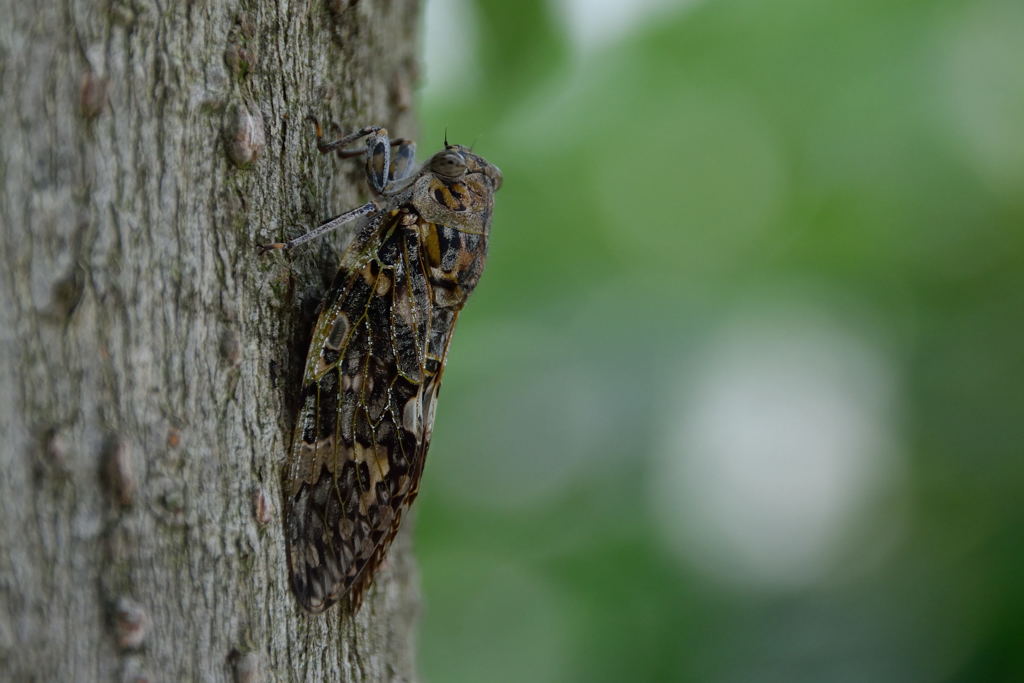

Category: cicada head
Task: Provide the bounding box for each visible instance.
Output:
[414,144,501,233]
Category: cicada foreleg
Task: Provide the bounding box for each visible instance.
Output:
[258,120,419,253]
[310,117,417,193]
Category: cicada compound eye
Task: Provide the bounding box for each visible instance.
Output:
[429,150,468,179]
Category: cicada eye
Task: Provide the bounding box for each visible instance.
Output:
[430,151,467,179]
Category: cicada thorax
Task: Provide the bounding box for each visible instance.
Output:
[411,167,493,303]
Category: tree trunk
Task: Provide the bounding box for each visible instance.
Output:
[1,0,422,680]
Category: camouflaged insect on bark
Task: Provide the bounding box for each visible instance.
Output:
[270,125,502,613]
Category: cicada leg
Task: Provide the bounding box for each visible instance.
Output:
[309,117,417,194]
[257,201,379,253]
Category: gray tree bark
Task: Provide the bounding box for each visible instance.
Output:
[0,0,422,680]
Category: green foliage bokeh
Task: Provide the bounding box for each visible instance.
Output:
[414,0,1024,681]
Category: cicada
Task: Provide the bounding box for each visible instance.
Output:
[262,122,502,613]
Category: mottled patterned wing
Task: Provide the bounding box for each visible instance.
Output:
[283,208,457,613]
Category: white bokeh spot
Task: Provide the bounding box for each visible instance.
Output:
[653,303,903,589]
[422,0,480,95]
[551,0,699,55]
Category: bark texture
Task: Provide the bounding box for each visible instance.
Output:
[0,0,422,680]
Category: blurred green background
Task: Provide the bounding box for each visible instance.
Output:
[412,0,1024,681]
